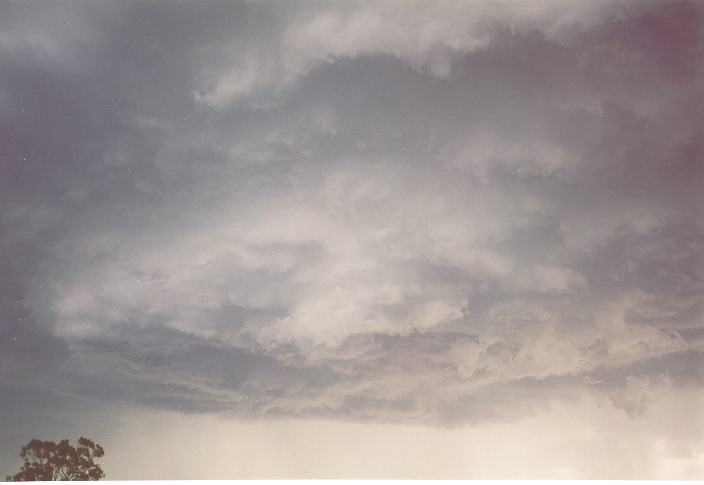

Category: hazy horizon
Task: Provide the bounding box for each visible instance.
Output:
[1,0,702,479]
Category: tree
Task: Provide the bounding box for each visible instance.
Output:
[6,437,105,481]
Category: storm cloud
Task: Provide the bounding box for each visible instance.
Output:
[1,0,703,478]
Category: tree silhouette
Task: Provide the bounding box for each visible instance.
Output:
[6,437,105,481]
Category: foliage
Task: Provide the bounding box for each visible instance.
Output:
[6,437,105,481]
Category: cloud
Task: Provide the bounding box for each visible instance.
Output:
[0,0,703,477]
[194,0,640,107]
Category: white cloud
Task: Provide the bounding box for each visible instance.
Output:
[194,0,630,107]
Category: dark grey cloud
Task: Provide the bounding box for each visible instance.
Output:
[1,0,703,475]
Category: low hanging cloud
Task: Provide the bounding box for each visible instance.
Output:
[1,0,703,473]
[194,0,639,107]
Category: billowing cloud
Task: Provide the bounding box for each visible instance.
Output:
[194,0,640,107]
[1,0,702,478]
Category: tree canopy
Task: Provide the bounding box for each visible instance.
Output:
[6,437,105,481]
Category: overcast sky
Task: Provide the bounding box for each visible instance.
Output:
[1,0,703,479]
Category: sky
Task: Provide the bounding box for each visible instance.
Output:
[0,0,703,479]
